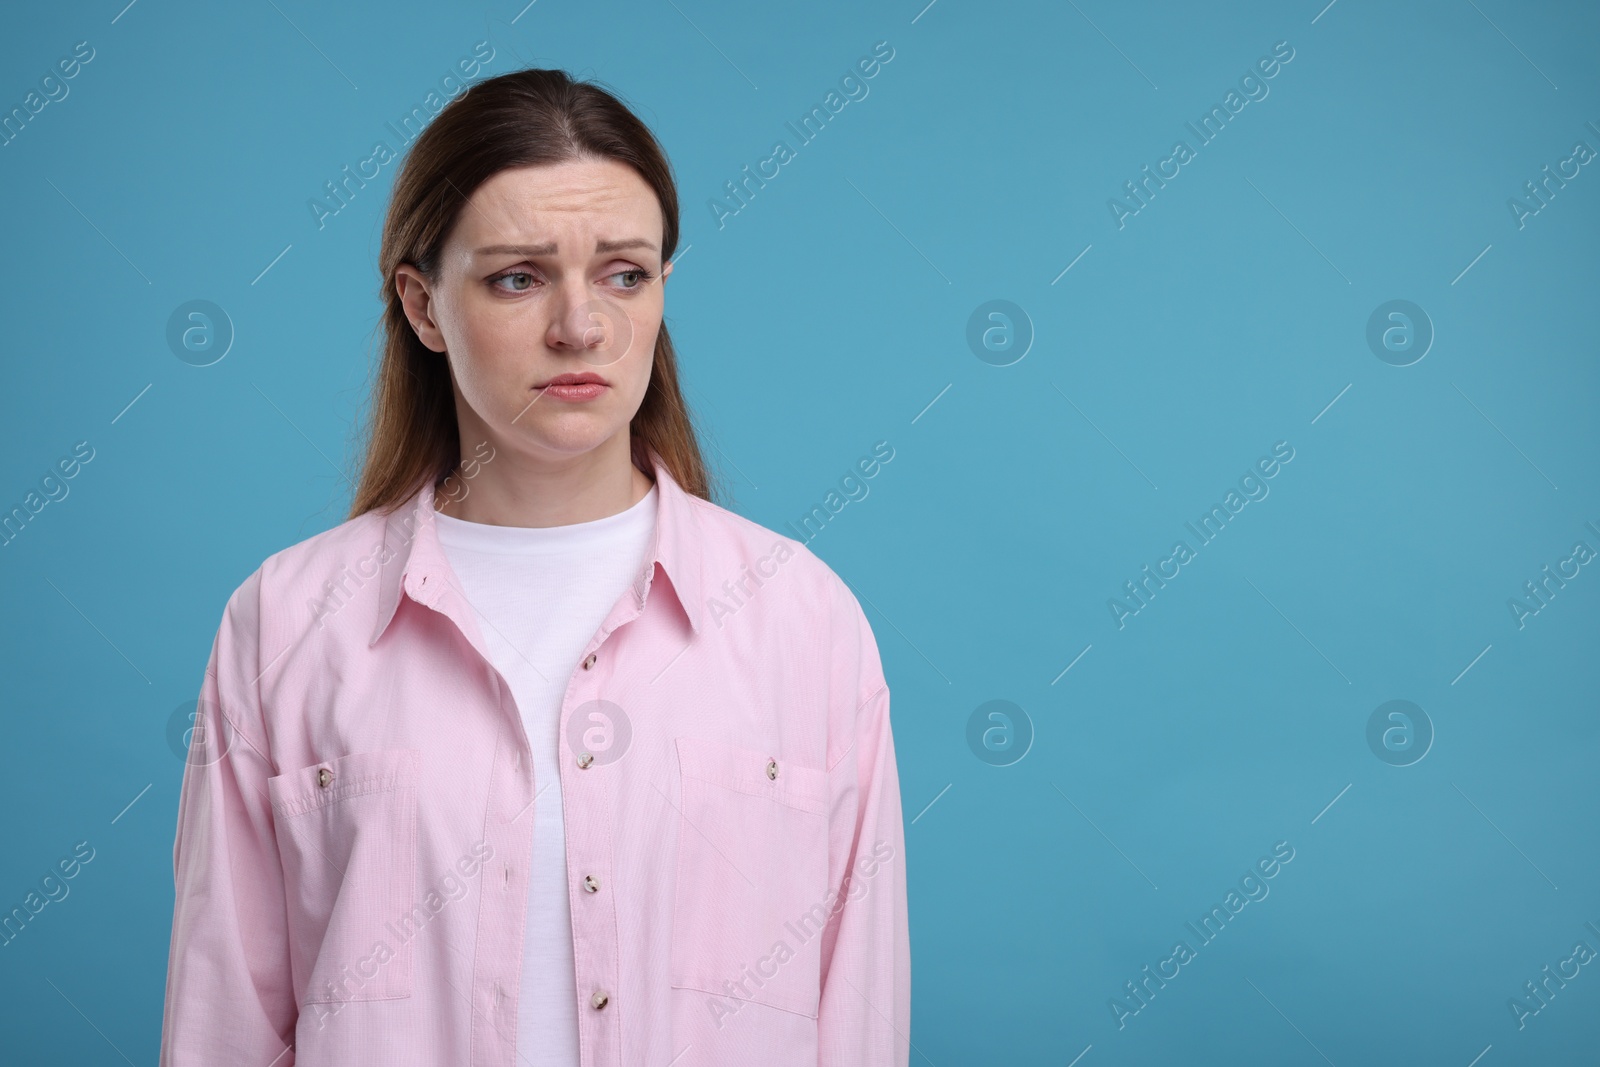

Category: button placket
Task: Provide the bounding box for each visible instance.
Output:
[565,630,626,1066]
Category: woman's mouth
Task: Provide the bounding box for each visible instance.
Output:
[535,373,609,402]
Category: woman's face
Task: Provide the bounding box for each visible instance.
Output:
[396,157,672,468]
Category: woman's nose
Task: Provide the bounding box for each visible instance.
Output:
[548,290,634,367]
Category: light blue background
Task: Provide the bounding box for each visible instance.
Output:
[2,1,1596,1064]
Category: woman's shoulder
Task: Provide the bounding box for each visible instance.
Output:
[685,493,877,650]
[213,496,407,639]
[263,501,397,590]
[684,491,833,589]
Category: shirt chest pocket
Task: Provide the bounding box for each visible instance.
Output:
[267,747,421,1006]
[669,737,831,1020]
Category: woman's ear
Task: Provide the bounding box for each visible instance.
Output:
[395,265,448,353]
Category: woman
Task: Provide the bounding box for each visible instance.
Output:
[158,68,909,1067]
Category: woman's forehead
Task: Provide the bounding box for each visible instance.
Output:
[473,160,652,213]
[456,164,660,246]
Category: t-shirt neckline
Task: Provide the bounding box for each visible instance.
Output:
[433,483,657,555]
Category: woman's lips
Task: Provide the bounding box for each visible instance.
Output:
[537,382,607,401]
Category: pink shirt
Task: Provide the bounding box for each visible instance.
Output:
[158,449,910,1067]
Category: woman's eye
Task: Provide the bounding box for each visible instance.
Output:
[491,269,647,292]
[492,271,536,292]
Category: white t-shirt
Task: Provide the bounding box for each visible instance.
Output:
[433,482,657,1066]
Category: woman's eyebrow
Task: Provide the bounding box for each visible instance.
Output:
[474,238,658,256]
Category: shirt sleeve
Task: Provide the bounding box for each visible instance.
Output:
[816,639,911,1065]
[160,568,299,1066]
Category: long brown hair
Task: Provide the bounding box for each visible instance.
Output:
[345,67,719,520]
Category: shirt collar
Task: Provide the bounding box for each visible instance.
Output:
[369,448,705,647]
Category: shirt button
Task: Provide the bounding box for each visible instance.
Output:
[766,759,778,781]
[581,652,597,670]
[317,768,334,788]
[583,874,600,893]
[577,752,594,769]
[591,991,610,1010]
